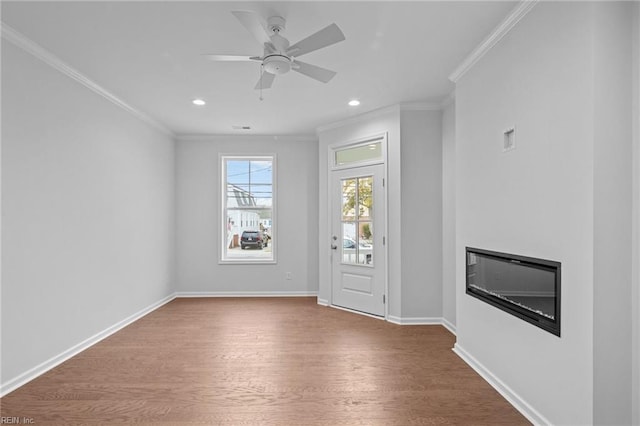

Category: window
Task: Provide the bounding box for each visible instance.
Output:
[221,156,275,263]
[334,139,383,168]
[341,176,374,265]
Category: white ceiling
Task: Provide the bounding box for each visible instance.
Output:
[2,1,517,136]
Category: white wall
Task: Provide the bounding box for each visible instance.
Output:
[455,3,596,424]
[1,40,175,389]
[455,2,637,424]
[174,136,318,295]
[632,3,640,424]
[592,3,634,424]
[400,109,442,319]
[441,99,456,329]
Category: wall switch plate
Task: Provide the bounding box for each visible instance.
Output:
[285,272,292,280]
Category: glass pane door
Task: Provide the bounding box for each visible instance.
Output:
[340,176,373,265]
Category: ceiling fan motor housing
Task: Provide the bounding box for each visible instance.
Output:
[267,16,286,34]
[263,54,292,75]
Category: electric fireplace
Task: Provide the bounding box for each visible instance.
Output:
[466,247,561,336]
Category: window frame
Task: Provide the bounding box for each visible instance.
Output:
[219,154,276,264]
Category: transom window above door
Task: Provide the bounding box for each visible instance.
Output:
[333,138,383,169]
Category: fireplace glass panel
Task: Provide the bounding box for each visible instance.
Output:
[466,247,561,336]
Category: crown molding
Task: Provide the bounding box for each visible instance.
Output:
[175,134,318,143]
[1,22,174,138]
[399,101,442,111]
[317,99,449,134]
[448,0,539,83]
[440,91,455,108]
[316,104,401,134]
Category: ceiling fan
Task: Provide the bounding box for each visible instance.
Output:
[204,11,346,90]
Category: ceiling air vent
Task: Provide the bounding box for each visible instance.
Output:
[232,125,252,130]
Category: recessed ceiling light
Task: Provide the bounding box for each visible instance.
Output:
[348,99,360,107]
[192,99,206,106]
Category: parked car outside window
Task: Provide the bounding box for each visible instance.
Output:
[241,230,265,249]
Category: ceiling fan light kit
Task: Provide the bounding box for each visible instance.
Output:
[204,10,345,91]
[263,55,291,75]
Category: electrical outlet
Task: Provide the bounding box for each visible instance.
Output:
[285,272,292,280]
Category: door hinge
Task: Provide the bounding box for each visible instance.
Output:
[383,178,385,187]
[383,294,386,304]
[383,236,386,245]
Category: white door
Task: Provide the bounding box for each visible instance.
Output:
[331,164,386,316]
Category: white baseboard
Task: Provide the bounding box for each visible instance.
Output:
[174,291,318,298]
[317,298,329,306]
[0,293,176,397]
[346,313,458,334]
[442,317,457,335]
[453,343,550,426]
[329,304,385,320]
[387,315,443,325]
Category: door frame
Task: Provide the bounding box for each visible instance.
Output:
[328,133,389,319]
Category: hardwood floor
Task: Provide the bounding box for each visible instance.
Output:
[1,297,530,425]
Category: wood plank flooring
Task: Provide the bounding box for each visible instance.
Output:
[0,297,530,425]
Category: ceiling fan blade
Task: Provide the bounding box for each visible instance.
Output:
[292,60,337,83]
[203,55,262,62]
[232,11,273,49]
[286,23,345,58]
[254,71,276,90]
